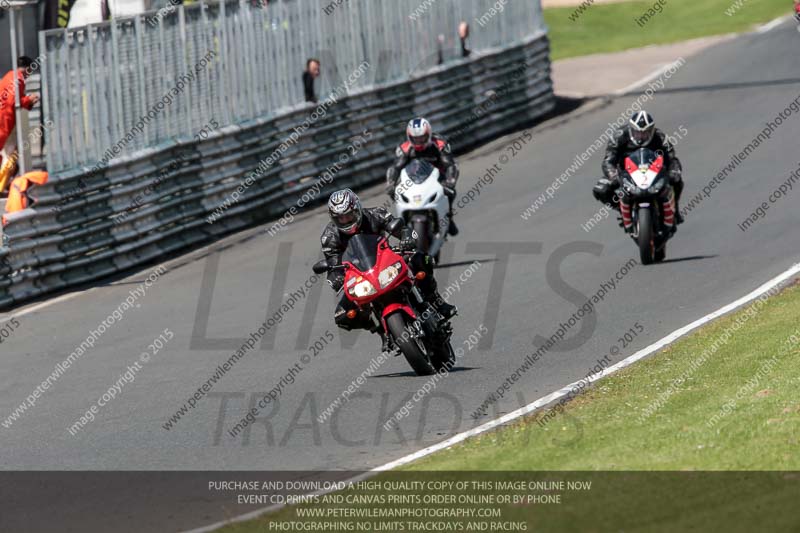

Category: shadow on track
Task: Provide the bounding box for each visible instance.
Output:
[655,254,718,265]
[371,366,480,378]
[435,259,496,269]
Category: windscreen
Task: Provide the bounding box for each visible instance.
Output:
[404,160,436,184]
[626,148,658,167]
[342,234,381,271]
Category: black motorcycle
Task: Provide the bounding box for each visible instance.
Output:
[619,148,677,264]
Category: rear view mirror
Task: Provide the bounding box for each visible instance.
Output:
[386,218,403,236]
[312,259,330,275]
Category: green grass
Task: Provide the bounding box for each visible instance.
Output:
[217,285,800,533]
[545,0,792,60]
[409,283,800,471]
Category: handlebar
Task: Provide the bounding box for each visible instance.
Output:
[380,241,414,255]
[330,251,413,272]
[392,247,416,255]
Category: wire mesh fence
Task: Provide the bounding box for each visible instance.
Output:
[39,0,545,173]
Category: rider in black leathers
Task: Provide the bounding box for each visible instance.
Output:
[386,117,460,236]
[321,189,456,353]
[593,111,684,227]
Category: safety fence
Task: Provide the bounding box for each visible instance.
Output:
[0,29,553,309]
[38,0,542,173]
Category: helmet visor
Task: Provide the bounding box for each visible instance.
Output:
[334,212,358,227]
[410,133,430,147]
[631,128,653,145]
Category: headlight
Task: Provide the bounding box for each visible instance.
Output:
[378,261,402,288]
[348,279,377,298]
[651,177,665,193]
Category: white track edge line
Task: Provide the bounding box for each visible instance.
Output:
[376,261,800,470]
[613,61,675,96]
[184,260,800,533]
[756,15,791,34]
[614,14,790,97]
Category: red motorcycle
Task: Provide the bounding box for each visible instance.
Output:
[313,222,455,376]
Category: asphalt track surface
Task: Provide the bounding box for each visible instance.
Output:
[2,20,800,533]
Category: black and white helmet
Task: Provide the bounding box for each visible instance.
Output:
[406,117,432,151]
[629,111,655,146]
[328,188,363,235]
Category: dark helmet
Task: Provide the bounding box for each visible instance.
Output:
[406,117,432,152]
[328,188,363,235]
[629,111,655,146]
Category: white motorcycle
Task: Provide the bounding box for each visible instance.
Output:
[393,160,451,262]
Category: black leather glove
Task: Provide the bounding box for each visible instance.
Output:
[593,178,615,203]
[327,272,345,292]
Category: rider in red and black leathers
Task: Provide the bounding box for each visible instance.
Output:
[386,118,460,236]
[594,111,684,227]
[321,189,455,352]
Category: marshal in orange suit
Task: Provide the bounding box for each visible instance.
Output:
[0,56,40,193]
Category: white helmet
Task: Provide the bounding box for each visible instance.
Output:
[406,117,432,152]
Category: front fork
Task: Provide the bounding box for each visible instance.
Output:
[662,189,676,229]
[621,189,674,234]
[410,285,453,346]
[375,283,449,354]
[411,285,425,305]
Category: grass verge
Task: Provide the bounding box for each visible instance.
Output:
[217,283,800,533]
[545,0,791,60]
[409,282,800,471]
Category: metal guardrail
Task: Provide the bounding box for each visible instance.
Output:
[39,0,543,173]
[0,34,554,309]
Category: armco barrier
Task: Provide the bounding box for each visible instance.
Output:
[0,34,553,309]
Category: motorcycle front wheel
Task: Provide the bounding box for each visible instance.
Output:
[412,217,431,255]
[430,340,456,373]
[637,208,655,265]
[386,312,435,376]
